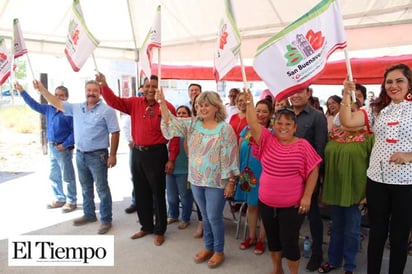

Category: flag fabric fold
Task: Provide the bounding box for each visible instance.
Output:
[13,18,28,59]
[253,0,346,100]
[0,39,12,85]
[139,5,161,78]
[64,0,100,72]
[213,0,241,82]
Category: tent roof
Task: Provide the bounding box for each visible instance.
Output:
[0,0,411,62]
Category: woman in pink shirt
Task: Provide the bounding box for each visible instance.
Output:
[245,90,322,274]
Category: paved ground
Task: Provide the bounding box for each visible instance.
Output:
[0,142,411,273]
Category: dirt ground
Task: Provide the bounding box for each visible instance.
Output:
[0,121,44,182]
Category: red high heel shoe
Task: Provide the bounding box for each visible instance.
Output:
[239,237,256,250]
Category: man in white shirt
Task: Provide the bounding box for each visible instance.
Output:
[225,88,240,122]
[186,83,202,109]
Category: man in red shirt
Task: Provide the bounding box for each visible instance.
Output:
[98,73,179,246]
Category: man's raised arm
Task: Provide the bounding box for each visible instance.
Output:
[33,80,64,112]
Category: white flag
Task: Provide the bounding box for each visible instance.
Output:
[253,0,346,100]
[213,0,241,81]
[13,18,28,58]
[139,5,161,78]
[0,39,12,85]
[64,0,100,72]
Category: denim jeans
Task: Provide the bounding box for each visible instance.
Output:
[76,149,112,224]
[48,143,76,204]
[166,173,193,222]
[191,185,226,253]
[328,205,361,272]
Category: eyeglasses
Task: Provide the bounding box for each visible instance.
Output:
[143,105,154,119]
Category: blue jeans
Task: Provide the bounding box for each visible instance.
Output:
[166,173,193,222]
[191,185,226,253]
[48,143,76,204]
[328,205,361,272]
[76,149,112,224]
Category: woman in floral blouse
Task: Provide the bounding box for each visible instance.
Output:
[157,89,239,269]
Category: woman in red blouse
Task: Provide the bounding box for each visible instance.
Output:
[229,92,248,140]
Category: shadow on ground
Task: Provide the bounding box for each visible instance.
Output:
[0,171,34,184]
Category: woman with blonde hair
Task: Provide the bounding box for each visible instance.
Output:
[157,90,239,269]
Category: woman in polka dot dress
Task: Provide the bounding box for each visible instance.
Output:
[339,64,412,274]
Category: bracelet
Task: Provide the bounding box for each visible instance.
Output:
[340,102,351,107]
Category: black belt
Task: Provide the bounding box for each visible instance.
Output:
[134,144,165,152]
[76,148,106,154]
[50,142,74,150]
[49,142,61,146]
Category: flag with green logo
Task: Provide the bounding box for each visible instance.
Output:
[253,0,346,100]
[64,0,100,72]
[13,18,28,58]
[0,39,12,85]
[213,0,241,81]
[139,5,161,78]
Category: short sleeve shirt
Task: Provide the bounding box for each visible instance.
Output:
[366,101,412,185]
[63,100,119,152]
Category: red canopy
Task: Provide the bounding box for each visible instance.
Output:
[153,54,412,85]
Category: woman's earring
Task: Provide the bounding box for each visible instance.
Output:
[405,89,412,101]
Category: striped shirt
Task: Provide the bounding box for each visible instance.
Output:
[254,128,322,208]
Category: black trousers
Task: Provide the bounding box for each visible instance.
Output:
[366,178,412,274]
[132,145,168,235]
[259,200,304,261]
[307,182,324,258]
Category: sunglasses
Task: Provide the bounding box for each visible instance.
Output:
[143,106,154,119]
[276,107,295,115]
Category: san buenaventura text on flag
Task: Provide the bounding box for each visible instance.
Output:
[139,5,161,78]
[213,0,241,81]
[0,39,12,85]
[253,0,346,100]
[64,0,100,72]
[13,18,28,59]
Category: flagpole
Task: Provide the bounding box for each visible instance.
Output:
[25,53,35,80]
[157,47,161,83]
[238,51,248,89]
[344,48,356,103]
[10,37,15,104]
[92,53,99,73]
[127,0,140,95]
